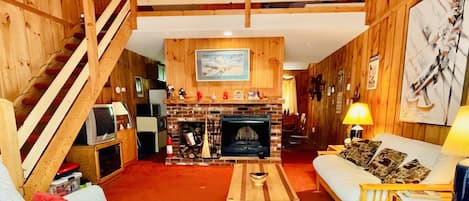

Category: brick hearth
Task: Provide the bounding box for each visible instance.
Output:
[164,100,283,165]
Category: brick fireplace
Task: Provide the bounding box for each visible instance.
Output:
[164,100,283,165]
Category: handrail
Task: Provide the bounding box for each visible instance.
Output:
[19,0,131,178]
[0,0,75,26]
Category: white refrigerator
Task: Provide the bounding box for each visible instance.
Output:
[149,89,167,116]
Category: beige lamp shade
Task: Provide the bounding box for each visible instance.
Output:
[442,106,469,157]
[112,102,129,116]
[343,103,374,125]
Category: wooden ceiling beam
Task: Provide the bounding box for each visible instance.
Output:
[245,0,251,28]
[138,0,313,6]
[137,5,365,17]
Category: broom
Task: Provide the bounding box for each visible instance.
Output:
[201,115,211,158]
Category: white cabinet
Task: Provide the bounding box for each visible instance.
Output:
[136,117,159,152]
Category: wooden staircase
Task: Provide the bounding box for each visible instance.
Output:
[0,0,135,200]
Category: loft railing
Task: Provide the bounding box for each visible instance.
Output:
[18,0,130,179]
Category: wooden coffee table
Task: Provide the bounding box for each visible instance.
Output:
[226,163,299,201]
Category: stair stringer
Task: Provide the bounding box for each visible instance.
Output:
[22,15,132,201]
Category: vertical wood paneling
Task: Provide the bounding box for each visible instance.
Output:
[165,37,284,99]
[308,0,468,148]
[0,1,81,102]
[96,49,153,124]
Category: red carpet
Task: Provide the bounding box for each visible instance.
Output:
[101,147,332,201]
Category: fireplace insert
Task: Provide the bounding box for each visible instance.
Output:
[220,114,271,157]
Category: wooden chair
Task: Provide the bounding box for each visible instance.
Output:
[282,113,308,147]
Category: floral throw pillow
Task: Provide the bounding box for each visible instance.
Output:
[366,148,407,180]
[339,139,382,167]
[382,159,431,184]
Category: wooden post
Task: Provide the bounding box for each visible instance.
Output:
[130,0,138,29]
[245,0,251,28]
[0,99,24,195]
[82,0,100,93]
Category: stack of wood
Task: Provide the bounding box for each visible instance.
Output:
[178,122,204,158]
[178,118,223,159]
[179,144,201,159]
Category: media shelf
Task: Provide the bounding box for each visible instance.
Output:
[66,139,123,184]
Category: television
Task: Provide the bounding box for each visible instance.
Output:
[136,104,151,116]
[75,104,117,145]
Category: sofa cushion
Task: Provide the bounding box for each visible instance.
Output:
[366,148,407,179]
[0,160,24,201]
[383,159,431,184]
[423,153,463,184]
[313,155,381,201]
[372,134,440,167]
[32,192,67,201]
[63,185,107,201]
[339,139,382,167]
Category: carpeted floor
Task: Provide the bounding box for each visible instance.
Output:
[101,146,333,201]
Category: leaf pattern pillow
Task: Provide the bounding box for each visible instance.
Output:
[339,139,382,167]
[382,159,431,184]
[366,148,407,180]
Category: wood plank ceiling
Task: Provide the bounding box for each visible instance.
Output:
[137,0,365,27]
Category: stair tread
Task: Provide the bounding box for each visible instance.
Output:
[16,113,53,123]
[34,79,75,90]
[64,43,79,51]
[45,66,84,76]
[73,32,106,40]
[22,96,64,105]
[55,55,88,63]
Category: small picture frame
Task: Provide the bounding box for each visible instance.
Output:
[135,76,144,97]
[247,91,260,100]
[367,55,379,90]
[233,90,243,100]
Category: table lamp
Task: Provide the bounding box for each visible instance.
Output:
[342,102,373,140]
[112,102,129,129]
[112,102,129,116]
[441,106,469,201]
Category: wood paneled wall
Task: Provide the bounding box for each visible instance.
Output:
[96,49,154,123]
[0,0,82,102]
[308,0,469,149]
[365,0,403,25]
[165,37,284,99]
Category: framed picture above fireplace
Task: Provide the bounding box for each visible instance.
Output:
[195,49,250,81]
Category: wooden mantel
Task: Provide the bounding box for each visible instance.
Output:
[164,98,284,105]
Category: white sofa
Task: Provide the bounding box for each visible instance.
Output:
[313,133,462,201]
[0,160,106,201]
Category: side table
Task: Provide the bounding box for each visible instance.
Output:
[391,191,452,201]
[317,145,344,156]
[327,145,345,151]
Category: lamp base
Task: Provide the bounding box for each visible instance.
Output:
[453,158,469,201]
[350,125,363,140]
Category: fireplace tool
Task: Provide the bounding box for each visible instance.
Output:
[201,116,211,158]
[208,119,220,158]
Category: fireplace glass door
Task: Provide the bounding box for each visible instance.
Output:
[220,115,271,157]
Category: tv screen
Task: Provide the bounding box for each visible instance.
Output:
[136,104,151,116]
[94,107,116,137]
